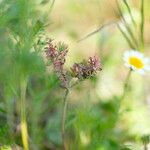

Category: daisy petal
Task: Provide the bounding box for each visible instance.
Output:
[123,50,150,75]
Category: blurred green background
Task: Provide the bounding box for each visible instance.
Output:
[0,0,150,149]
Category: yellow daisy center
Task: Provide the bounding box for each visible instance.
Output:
[129,56,144,69]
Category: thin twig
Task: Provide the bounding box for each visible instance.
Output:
[78,21,116,42]
[61,89,69,150]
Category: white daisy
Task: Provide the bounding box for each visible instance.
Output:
[123,50,150,75]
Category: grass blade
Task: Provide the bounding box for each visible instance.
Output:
[49,0,55,13]
[140,0,145,51]
[116,0,138,48]
[117,23,135,49]
[122,0,136,27]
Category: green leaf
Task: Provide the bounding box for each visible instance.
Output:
[32,20,44,37]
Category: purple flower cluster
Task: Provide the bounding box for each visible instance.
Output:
[45,39,102,88]
[71,56,102,79]
[45,39,69,88]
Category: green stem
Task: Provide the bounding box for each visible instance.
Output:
[20,77,29,150]
[116,0,139,49]
[140,0,145,51]
[122,69,132,100]
[61,89,69,150]
[144,144,148,150]
[117,23,135,49]
[119,69,132,114]
[123,0,136,27]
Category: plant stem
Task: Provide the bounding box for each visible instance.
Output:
[116,0,139,49]
[117,23,135,49]
[140,0,145,51]
[78,21,116,42]
[123,0,136,27]
[61,89,69,150]
[20,77,29,150]
[144,144,148,150]
[122,69,132,100]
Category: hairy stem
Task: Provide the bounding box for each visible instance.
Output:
[20,77,29,150]
[61,89,69,150]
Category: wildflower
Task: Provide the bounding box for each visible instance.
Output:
[45,39,58,59]
[45,39,69,88]
[71,56,102,79]
[88,56,101,72]
[45,39,102,86]
[123,50,150,75]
